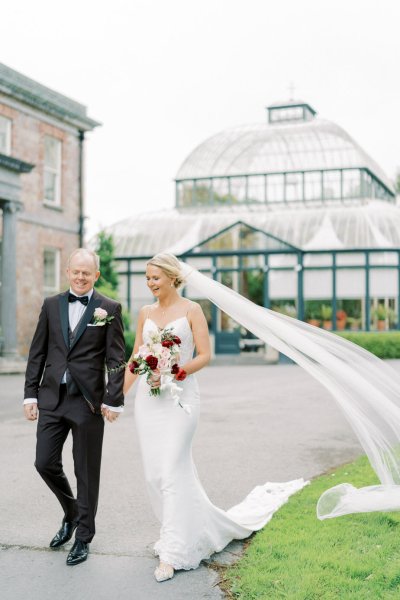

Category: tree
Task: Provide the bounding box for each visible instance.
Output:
[94,230,132,333]
[94,231,119,294]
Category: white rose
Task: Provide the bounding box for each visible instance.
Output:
[94,307,108,319]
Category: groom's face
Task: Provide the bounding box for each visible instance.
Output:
[67,253,100,296]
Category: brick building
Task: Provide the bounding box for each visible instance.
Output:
[0,63,100,359]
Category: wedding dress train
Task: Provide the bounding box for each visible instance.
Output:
[134,316,306,570]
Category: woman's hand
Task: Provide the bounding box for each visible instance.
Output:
[148,368,161,389]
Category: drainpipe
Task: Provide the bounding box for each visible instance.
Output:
[78,130,85,246]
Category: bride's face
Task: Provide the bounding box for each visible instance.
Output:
[146,265,174,298]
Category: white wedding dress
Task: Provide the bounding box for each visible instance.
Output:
[134,316,307,570]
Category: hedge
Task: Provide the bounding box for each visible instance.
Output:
[337,331,400,359]
[124,331,136,361]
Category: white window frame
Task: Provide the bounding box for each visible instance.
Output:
[43,248,60,297]
[43,136,62,206]
[0,115,12,155]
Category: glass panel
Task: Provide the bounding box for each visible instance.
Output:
[185,256,212,271]
[336,253,365,266]
[247,175,265,203]
[303,253,333,267]
[212,178,232,204]
[269,254,297,268]
[304,171,322,201]
[370,269,398,297]
[336,269,365,298]
[218,271,240,331]
[266,174,284,203]
[178,182,194,207]
[285,172,303,202]
[44,136,61,204]
[44,136,60,169]
[44,171,57,203]
[43,248,59,296]
[217,255,237,268]
[342,169,361,198]
[269,269,297,299]
[193,180,211,206]
[369,252,398,266]
[304,270,332,300]
[323,170,341,200]
[229,176,247,203]
[0,115,11,154]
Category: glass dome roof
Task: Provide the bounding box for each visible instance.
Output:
[176,117,394,195]
[109,202,400,258]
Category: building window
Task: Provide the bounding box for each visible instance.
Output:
[0,115,12,155]
[44,136,62,205]
[43,248,60,296]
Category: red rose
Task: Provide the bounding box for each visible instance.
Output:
[171,363,179,374]
[161,340,174,348]
[172,336,181,345]
[145,355,158,370]
[175,368,187,381]
[129,360,139,373]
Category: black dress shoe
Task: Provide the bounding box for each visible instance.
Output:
[49,519,78,548]
[66,539,89,566]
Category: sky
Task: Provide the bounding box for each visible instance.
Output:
[1,0,400,238]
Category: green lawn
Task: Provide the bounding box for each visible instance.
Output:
[222,457,400,599]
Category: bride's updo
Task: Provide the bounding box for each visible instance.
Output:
[147,253,185,289]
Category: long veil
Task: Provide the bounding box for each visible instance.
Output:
[179,262,400,519]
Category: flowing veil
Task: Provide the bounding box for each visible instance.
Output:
[179,261,400,520]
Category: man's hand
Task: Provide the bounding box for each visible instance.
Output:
[24,403,38,421]
[101,407,120,423]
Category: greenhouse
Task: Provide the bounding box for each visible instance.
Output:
[110,100,400,353]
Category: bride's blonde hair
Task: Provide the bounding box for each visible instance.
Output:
[147,253,185,289]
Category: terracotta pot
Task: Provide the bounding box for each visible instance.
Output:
[336,319,346,331]
[307,319,321,327]
[377,320,386,331]
[323,320,332,330]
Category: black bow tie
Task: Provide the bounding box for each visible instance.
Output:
[68,293,89,306]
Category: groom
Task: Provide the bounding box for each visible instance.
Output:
[23,248,125,565]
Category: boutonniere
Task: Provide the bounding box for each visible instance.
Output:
[92,307,114,326]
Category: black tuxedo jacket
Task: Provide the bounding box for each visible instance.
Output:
[24,289,125,412]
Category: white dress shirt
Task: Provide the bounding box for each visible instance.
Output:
[24,288,123,413]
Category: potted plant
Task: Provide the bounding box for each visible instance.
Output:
[336,309,347,331]
[347,317,361,331]
[305,306,321,327]
[374,304,387,331]
[388,307,398,330]
[321,304,333,330]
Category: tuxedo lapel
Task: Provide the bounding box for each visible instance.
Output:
[69,291,102,351]
[59,292,70,349]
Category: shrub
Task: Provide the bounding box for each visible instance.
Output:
[124,331,136,361]
[337,331,400,358]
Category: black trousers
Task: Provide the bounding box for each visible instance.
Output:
[35,385,104,543]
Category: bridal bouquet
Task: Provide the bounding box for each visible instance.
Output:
[129,328,190,413]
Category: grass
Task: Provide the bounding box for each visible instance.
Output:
[221,456,400,599]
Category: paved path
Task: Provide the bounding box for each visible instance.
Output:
[0,361,384,600]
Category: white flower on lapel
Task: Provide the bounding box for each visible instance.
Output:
[92,307,114,326]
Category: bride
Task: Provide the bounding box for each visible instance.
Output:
[124,253,306,582]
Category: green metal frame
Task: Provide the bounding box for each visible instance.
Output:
[175,167,395,208]
[115,229,400,335]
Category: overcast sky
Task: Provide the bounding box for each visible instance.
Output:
[1,0,400,238]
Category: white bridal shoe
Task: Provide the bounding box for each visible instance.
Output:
[154,562,174,582]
